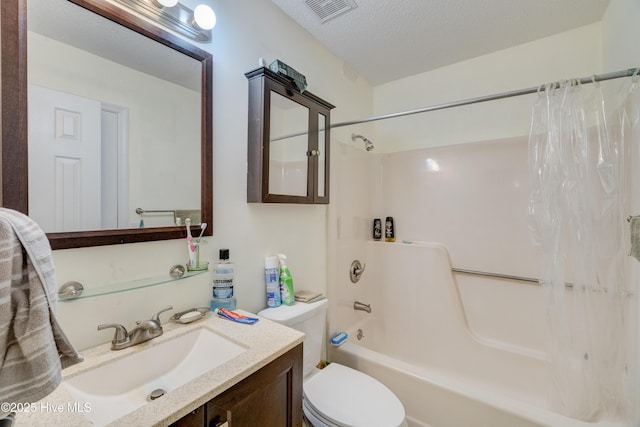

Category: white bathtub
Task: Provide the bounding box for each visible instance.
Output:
[329,241,626,427]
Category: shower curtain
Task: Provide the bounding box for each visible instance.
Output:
[528,75,639,423]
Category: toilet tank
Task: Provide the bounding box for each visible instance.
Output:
[258,299,328,378]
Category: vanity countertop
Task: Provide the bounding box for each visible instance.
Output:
[17,310,304,426]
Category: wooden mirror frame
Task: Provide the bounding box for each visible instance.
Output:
[0,0,213,249]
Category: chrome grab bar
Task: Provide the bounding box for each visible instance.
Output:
[451,268,574,288]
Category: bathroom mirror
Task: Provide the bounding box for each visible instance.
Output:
[0,0,213,249]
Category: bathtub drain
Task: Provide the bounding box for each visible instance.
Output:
[356,329,364,340]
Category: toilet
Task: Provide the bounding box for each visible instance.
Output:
[258,299,407,427]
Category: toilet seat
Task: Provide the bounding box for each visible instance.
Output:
[303,400,341,427]
[303,363,405,427]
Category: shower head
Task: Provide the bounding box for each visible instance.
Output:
[351,133,374,151]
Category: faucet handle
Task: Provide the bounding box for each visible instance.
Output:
[151,305,173,323]
[350,260,366,283]
[97,323,128,343]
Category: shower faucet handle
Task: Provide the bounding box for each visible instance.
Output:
[350,260,366,283]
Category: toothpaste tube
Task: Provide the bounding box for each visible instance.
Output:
[214,308,259,324]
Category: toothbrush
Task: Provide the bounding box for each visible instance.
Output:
[185,218,196,266]
[196,222,207,243]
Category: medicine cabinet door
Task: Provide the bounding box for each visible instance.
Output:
[268,90,311,199]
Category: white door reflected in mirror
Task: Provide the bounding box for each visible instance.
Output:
[28,85,115,232]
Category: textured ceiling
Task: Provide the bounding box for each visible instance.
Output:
[271,0,611,85]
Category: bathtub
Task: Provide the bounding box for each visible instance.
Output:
[329,241,627,427]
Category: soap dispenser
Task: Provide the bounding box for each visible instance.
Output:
[278,254,295,306]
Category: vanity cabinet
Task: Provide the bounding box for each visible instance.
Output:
[170,344,303,427]
[246,67,335,204]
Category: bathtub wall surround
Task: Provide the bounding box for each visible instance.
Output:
[331,241,632,427]
[331,136,545,352]
[331,242,546,427]
[330,127,639,427]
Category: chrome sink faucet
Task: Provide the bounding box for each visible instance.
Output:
[98,306,173,350]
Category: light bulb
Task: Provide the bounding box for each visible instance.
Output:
[193,4,216,30]
[155,0,178,6]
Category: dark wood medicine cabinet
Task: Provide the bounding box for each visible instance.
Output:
[245,67,334,204]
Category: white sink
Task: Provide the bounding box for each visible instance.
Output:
[64,327,246,426]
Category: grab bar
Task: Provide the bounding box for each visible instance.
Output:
[451,268,574,289]
[452,268,638,297]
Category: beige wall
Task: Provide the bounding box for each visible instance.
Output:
[45,0,640,355]
[52,0,373,350]
[370,23,602,153]
[602,0,640,71]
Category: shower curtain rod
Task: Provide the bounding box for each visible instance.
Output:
[331,67,639,129]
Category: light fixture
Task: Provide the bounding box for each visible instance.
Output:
[193,5,216,30]
[153,0,179,7]
[111,0,215,43]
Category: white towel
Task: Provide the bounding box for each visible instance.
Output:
[0,208,83,407]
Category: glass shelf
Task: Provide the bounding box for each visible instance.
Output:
[59,269,210,302]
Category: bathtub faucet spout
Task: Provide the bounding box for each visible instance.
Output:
[353,301,372,313]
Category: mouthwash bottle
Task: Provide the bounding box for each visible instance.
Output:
[211,249,237,310]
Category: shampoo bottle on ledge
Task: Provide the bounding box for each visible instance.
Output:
[385,216,396,242]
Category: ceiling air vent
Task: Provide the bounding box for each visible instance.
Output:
[304,0,358,23]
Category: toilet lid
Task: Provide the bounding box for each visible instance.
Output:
[303,363,405,427]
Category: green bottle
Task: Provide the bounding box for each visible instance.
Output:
[278,254,295,305]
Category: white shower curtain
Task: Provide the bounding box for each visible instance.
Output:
[528,75,639,423]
